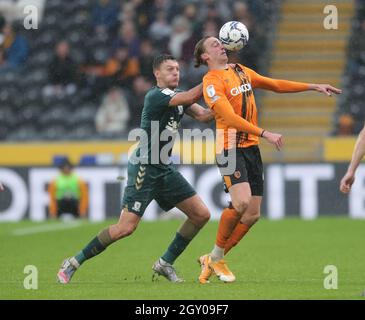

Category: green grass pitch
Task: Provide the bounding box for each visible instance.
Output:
[0,217,364,300]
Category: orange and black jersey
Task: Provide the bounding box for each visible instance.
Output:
[203,63,309,152]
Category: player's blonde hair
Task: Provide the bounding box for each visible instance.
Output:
[193,36,210,68]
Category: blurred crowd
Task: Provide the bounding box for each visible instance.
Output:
[335,0,365,136]
[0,0,278,139]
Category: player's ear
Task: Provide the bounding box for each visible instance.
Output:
[201,52,209,64]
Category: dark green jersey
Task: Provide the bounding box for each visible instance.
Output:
[131,86,188,166]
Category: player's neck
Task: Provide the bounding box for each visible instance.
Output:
[156,81,175,90]
[208,61,228,71]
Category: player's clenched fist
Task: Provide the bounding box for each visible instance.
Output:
[262,131,283,151]
[340,171,355,194]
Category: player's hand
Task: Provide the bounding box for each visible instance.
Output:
[340,171,355,194]
[262,131,283,151]
[311,84,342,97]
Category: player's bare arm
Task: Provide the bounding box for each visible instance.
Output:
[340,125,365,193]
[185,103,214,123]
[0,182,4,191]
[169,84,203,107]
[308,83,342,97]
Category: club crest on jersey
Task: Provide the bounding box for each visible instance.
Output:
[132,201,141,212]
[230,83,252,96]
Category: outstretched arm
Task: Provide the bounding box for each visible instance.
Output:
[246,67,342,96]
[185,103,214,123]
[340,125,365,193]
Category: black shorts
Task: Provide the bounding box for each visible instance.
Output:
[216,145,264,196]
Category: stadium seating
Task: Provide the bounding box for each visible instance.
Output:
[0,0,279,142]
[260,0,354,162]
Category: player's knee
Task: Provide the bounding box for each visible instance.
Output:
[193,209,210,226]
[232,198,250,215]
[199,209,211,225]
[114,223,137,240]
[250,211,261,224]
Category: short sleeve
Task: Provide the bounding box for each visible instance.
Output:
[147,88,177,110]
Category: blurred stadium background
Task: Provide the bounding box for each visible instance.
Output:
[0,0,365,222]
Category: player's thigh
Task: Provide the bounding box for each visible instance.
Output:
[155,168,197,214]
[175,194,210,225]
[121,163,156,217]
[245,146,264,197]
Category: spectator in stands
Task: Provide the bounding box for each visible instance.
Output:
[348,19,365,72]
[91,0,119,36]
[82,44,139,95]
[127,75,152,128]
[338,114,355,136]
[95,86,130,134]
[48,158,88,220]
[148,10,171,47]
[181,18,218,64]
[43,40,77,97]
[138,39,155,82]
[132,0,155,39]
[182,3,200,34]
[0,22,28,72]
[113,21,140,58]
[168,16,191,59]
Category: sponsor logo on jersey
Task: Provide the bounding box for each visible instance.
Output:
[177,105,184,115]
[230,83,252,96]
[166,117,179,132]
[161,88,175,96]
[206,85,216,98]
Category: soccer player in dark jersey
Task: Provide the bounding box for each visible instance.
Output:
[57,54,214,283]
[194,36,341,283]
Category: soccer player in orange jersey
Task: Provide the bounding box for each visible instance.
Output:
[194,36,342,283]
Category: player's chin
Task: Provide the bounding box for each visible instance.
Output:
[170,80,179,88]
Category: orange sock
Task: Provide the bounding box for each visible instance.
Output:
[224,222,250,255]
[215,208,241,248]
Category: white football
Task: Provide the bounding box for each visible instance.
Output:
[219,21,249,52]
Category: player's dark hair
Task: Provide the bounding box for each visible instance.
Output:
[59,157,73,170]
[194,36,210,68]
[152,54,176,70]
